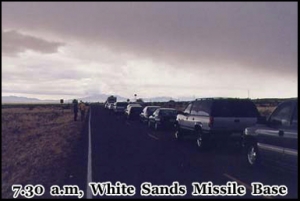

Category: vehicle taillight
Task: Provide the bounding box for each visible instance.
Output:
[208,116,214,127]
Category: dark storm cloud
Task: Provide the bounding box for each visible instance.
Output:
[2,2,297,75]
[2,30,64,56]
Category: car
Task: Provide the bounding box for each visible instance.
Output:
[124,103,142,115]
[175,98,260,150]
[125,106,143,120]
[113,102,128,114]
[104,96,117,109]
[243,99,297,174]
[148,108,178,130]
[140,106,161,123]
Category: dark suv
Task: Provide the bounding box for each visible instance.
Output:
[175,98,260,150]
[148,108,177,130]
[126,106,143,120]
[243,99,298,174]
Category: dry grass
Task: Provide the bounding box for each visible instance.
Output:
[1,105,89,198]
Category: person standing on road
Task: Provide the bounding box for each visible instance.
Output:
[79,100,86,121]
[72,99,79,121]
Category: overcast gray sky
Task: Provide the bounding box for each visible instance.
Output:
[2,2,298,100]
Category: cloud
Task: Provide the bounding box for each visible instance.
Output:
[1,2,297,99]
[2,2,297,76]
[2,30,64,56]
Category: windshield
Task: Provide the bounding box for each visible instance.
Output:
[160,109,177,116]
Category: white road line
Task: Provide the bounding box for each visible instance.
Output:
[148,133,159,140]
[223,173,273,199]
[86,108,93,199]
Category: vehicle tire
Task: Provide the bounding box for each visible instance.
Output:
[174,126,182,140]
[196,129,209,151]
[154,122,159,131]
[246,143,260,167]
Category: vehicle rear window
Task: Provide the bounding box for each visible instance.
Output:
[160,110,177,116]
[211,100,259,117]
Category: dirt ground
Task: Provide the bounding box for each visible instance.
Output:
[1,105,88,198]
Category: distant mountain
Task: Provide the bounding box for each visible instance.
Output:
[2,96,57,103]
[69,95,179,103]
[3,95,296,104]
[142,96,177,102]
[70,94,127,103]
[2,95,193,104]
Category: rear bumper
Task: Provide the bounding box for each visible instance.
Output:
[203,130,244,140]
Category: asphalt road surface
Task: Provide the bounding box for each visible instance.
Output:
[66,105,298,199]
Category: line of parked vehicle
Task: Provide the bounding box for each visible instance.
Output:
[104,98,298,175]
[105,101,178,130]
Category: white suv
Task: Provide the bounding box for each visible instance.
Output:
[124,103,142,115]
[175,98,260,150]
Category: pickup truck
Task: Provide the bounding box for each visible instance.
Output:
[243,99,297,174]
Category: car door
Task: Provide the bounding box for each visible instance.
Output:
[256,101,295,165]
[178,103,193,130]
[281,101,298,172]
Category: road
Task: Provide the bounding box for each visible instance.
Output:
[66,105,298,199]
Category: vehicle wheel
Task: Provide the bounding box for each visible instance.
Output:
[246,143,260,167]
[154,122,159,131]
[174,126,182,140]
[196,130,209,151]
